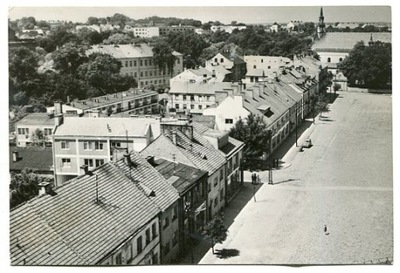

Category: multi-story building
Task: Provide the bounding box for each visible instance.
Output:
[244,55,292,84]
[148,157,208,259]
[15,113,54,147]
[168,81,242,115]
[141,118,244,221]
[132,26,160,38]
[87,43,183,88]
[70,88,159,116]
[10,160,162,265]
[205,52,247,82]
[52,109,161,186]
[114,152,180,264]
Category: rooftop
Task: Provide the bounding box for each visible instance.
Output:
[169,81,239,95]
[9,146,53,174]
[312,32,391,51]
[70,89,158,111]
[16,113,54,126]
[87,43,182,59]
[152,158,208,195]
[54,117,160,138]
[10,159,160,265]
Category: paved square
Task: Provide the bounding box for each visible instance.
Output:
[200,92,393,264]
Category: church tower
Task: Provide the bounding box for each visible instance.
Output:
[317,7,326,38]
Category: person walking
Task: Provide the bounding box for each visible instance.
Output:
[324,225,328,235]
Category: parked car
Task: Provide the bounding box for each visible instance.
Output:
[302,138,312,148]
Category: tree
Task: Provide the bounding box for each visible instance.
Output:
[10,168,54,209]
[338,41,391,88]
[152,40,176,77]
[9,47,39,85]
[31,129,45,147]
[52,42,87,74]
[103,33,134,45]
[318,67,333,94]
[333,83,341,94]
[203,215,228,254]
[229,114,272,169]
[87,16,99,25]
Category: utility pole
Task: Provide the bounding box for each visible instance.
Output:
[295,103,298,147]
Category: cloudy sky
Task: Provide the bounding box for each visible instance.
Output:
[8,2,392,24]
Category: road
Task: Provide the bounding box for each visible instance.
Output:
[199,92,393,265]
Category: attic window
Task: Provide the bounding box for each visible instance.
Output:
[264,109,274,118]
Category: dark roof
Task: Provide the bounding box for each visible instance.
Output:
[10,161,160,265]
[114,151,179,211]
[9,146,53,174]
[220,52,246,65]
[152,158,208,194]
[16,113,54,126]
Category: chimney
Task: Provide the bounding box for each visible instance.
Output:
[38,181,51,196]
[172,130,177,145]
[146,155,155,166]
[12,151,19,162]
[80,165,89,175]
[123,152,132,166]
[54,101,64,126]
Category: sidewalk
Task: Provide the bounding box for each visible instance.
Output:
[243,117,318,183]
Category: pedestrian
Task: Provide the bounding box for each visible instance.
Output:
[257,175,260,184]
[252,173,256,184]
[324,225,328,234]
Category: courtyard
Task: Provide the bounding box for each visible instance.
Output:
[199,91,393,265]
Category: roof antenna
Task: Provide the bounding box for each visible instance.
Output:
[172,153,176,174]
[95,174,99,203]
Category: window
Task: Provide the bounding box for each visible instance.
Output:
[137,236,143,254]
[172,206,178,221]
[127,243,133,262]
[190,104,195,109]
[61,158,71,167]
[145,60,148,66]
[95,159,104,167]
[95,141,103,150]
[164,241,170,255]
[163,216,169,229]
[206,96,210,101]
[140,60,143,66]
[140,71,143,77]
[150,71,153,76]
[175,104,179,109]
[225,119,233,124]
[261,59,264,63]
[183,95,187,100]
[208,182,211,192]
[44,128,52,136]
[199,105,202,110]
[172,231,178,246]
[83,141,91,150]
[220,188,224,202]
[183,104,187,110]
[115,253,122,265]
[268,66,271,69]
[134,60,137,66]
[220,169,224,181]
[253,65,256,69]
[220,58,224,63]
[214,177,218,187]
[152,223,157,239]
[177,58,180,64]
[61,141,69,149]
[149,60,152,66]
[327,57,331,63]
[214,58,218,62]
[339,58,343,62]
[190,95,195,101]
[214,197,219,207]
[145,228,151,245]
[125,61,128,67]
[152,252,158,265]
[129,61,132,67]
[84,159,94,167]
[145,71,148,77]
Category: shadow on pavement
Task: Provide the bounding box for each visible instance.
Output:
[326,92,340,104]
[178,182,262,265]
[215,248,240,259]
[273,178,301,185]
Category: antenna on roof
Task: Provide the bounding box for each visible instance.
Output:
[172,153,176,174]
[95,174,99,203]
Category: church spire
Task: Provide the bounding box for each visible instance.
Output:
[317,7,326,38]
[320,7,324,18]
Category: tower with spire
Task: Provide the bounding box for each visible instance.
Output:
[317,7,326,38]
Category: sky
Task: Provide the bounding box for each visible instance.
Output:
[7,2,393,24]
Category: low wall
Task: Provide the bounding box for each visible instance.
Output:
[347,87,392,94]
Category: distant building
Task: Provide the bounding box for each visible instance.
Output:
[86,43,183,88]
[69,88,159,116]
[132,26,160,38]
[316,7,326,38]
[15,113,55,148]
[244,55,292,84]
[210,25,247,34]
[269,22,280,33]
[205,52,247,82]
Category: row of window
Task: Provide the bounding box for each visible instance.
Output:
[60,158,105,168]
[326,57,343,63]
[163,230,179,256]
[60,140,104,150]
[163,206,178,230]
[173,94,212,101]
[175,104,205,111]
[114,222,158,265]
[122,58,180,68]
[17,128,53,136]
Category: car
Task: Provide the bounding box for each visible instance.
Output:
[302,138,312,148]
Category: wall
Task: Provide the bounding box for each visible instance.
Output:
[318,51,349,65]
[207,167,226,220]
[159,203,180,264]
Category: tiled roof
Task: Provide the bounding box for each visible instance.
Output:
[16,113,54,126]
[220,52,246,65]
[152,158,208,194]
[54,117,160,138]
[9,146,53,173]
[10,161,160,265]
[312,32,391,51]
[87,43,182,59]
[114,151,179,211]
[141,127,226,175]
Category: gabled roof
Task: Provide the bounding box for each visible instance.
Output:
[169,80,237,95]
[114,151,179,211]
[54,117,160,138]
[220,52,246,65]
[10,161,160,265]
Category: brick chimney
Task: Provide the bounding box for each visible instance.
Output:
[38,182,51,196]
[54,101,64,126]
[80,165,89,175]
[171,130,177,145]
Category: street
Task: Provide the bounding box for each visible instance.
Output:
[199,91,393,265]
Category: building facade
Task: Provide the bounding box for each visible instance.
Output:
[15,113,55,147]
[87,43,183,88]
